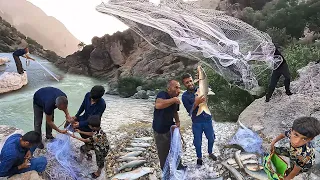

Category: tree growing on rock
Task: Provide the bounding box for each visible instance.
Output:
[78,41,86,51]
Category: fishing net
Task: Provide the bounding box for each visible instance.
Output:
[96,0,279,91]
[229,122,264,154]
[46,126,81,179]
[162,127,187,180]
[46,125,106,180]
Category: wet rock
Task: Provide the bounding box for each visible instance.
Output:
[0,57,9,65]
[146,90,156,96]
[0,72,28,94]
[136,86,143,91]
[239,62,320,176]
[132,90,149,99]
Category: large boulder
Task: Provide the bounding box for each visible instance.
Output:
[238,62,320,176]
[0,72,28,94]
[0,57,9,66]
[8,171,43,180]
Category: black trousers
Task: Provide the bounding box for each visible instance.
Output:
[33,103,54,138]
[266,62,291,99]
[13,55,24,74]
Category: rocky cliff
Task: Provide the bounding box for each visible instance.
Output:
[239,62,320,175]
[0,16,60,61]
[0,0,79,57]
[55,29,199,83]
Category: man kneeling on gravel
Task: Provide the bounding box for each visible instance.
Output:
[0,131,47,177]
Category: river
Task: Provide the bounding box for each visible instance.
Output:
[0,53,154,133]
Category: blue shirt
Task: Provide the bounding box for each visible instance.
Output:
[33,87,67,115]
[152,91,179,134]
[13,49,27,56]
[182,88,212,123]
[76,92,106,129]
[0,134,28,177]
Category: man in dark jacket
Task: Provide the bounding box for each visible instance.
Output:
[12,47,35,74]
[266,47,293,102]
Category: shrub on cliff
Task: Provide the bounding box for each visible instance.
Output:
[118,77,143,98]
[45,50,59,62]
[206,68,255,122]
[142,78,168,91]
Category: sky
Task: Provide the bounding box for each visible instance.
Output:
[27,0,129,44]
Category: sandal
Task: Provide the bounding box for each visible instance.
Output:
[90,172,100,179]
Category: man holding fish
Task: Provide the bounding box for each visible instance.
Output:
[152,80,186,170]
[181,66,217,166]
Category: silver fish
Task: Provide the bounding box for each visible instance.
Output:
[270,160,277,172]
[116,157,144,162]
[124,147,146,151]
[130,143,151,147]
[221,161,245,180]
[119,151,142,158]
[235,150,244,170]
[205,178,223,180]
[244,168,268,180]
[112,167,154,180]
[246,164,264,171]
[227,158,237,165]
[240,153,257,161]
[116,160,146,173]
[242,159,259,165]
[195,65,214,116]
[148,172,157,180]
[133,137,153,141]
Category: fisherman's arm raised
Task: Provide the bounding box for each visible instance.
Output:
[155,97,180,109]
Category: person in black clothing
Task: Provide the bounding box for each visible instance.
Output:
[266,47,293,102]
[12,47,35,74]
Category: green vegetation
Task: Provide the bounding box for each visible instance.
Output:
[204,0,320,122]
[118,77,143,97]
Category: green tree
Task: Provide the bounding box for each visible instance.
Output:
[78,42,86,50]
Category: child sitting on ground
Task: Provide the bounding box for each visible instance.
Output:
[70,115,109,179]
[270,116,320,180]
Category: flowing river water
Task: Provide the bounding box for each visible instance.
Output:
[0,53,154,133]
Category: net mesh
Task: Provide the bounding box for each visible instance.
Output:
[96,0,279,91]
[162,127,187,180]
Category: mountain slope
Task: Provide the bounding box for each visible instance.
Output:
[0,0,79,57]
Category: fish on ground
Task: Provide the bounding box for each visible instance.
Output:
[221,161,245,180]
[242,159,259,165]
[116,157,144,162]
[119,151,143,158]
[124,147,146,151]
[112,167,154,180]
[130,143,151,147]
[245,164,264,171]
[227,158,237,165]
[240,153,257,161]
[115,160,147,173]
[244,168,268,180]
[148,171,157,180]
[235,150,244,170]
[133,137,153,141]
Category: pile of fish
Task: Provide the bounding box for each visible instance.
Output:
[111,137,158,180]
[221,150,269,180]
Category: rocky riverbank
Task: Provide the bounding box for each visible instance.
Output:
[0,17,60,62]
